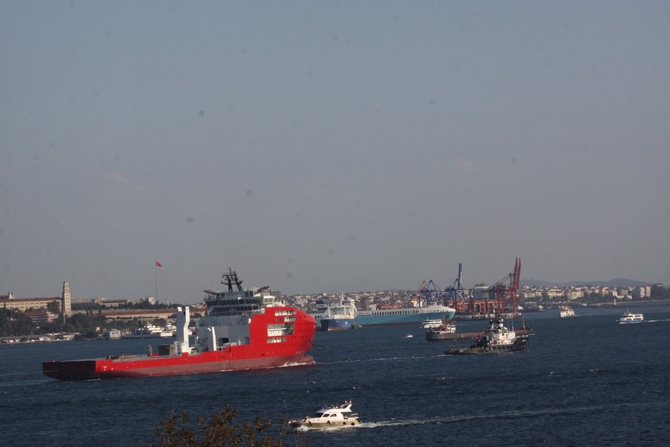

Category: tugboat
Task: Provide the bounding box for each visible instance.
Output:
[445,316,530,355]
[42,269,317,380]
[289,401,361,429]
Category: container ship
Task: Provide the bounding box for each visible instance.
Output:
[312,299,456,327]
[354,303,455,326]
[42,269,317,381]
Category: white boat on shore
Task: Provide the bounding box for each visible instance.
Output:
[289,401,360,429]
[122,324,173,339]
[103,329,121,340]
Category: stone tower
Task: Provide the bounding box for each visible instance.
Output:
[62,281,71,316]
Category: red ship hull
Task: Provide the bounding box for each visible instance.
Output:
[43,306,316,381]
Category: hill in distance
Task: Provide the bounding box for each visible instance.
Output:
[520,278,655,288]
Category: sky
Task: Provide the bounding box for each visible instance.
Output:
[1,1,669,304]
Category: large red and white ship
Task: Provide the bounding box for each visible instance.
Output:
[43,269,317,381]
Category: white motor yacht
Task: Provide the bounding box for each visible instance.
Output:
[289,401,361,429]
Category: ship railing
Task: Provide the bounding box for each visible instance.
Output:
[108,354,141,361]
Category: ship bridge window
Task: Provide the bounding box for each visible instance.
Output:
[267,324,294,336]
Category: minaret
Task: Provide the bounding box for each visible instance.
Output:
[62,281,71,317]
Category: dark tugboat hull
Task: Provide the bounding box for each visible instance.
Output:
[445,333,529,355]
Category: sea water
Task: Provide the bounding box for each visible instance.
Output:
[1,305,669,446]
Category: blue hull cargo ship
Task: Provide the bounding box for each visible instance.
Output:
[319,296,356,331]
[312,298,456,328]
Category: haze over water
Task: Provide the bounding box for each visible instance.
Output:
[2,306,669,446]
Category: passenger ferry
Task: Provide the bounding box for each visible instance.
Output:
[559,307,576,318]
[617,311,644,324]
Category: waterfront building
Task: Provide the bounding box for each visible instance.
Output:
[0,281,72,317]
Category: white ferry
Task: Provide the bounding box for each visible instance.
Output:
[617,311,643,324]
[420,319,443,328]
[559,307,575,318]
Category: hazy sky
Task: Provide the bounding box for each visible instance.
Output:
[1,1,669,304]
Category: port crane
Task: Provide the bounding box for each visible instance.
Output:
[416,279,448,306]
[485,257,521,316]
[444,263,467,308]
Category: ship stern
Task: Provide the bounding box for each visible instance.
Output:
[42,360,99,381]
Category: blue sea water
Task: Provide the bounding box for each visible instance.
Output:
[1,305,670,446]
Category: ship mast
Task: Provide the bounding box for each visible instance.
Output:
[222,268,244,292]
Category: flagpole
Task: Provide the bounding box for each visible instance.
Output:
[155,263,158,304]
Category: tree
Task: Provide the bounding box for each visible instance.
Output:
[147,405,308,447]
[47,300,61,314]
[0,309,37,337]
[650,285,670,300]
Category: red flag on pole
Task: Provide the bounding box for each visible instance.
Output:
[155,261,162,267]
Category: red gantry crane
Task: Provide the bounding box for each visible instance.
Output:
[486,257,521,316]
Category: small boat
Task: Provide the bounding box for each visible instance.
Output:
[405,333,413,338]
[420,319,443,329]
[617,311,644,324]
[522,305,545,312]
[425,323,457,341]
[445,316,530,355]
[289,401,361,429]
[559,307,575,318]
